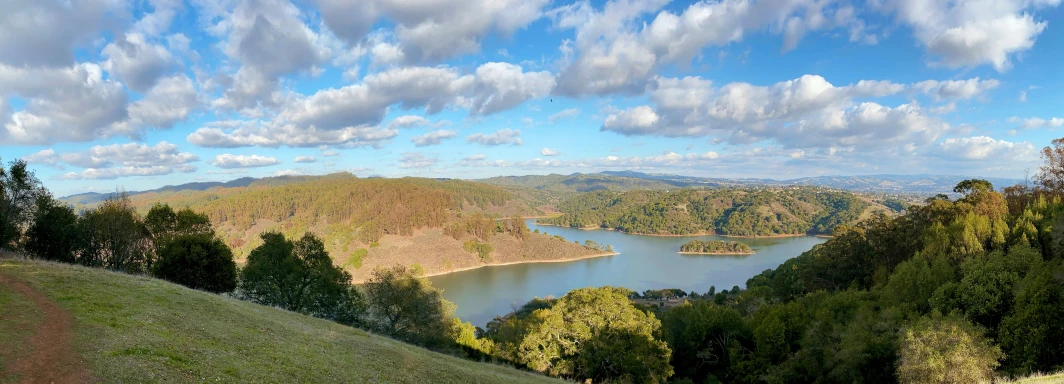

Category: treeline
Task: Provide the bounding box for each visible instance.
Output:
[679,240,753,254]
[1,160,495,355]
[537,187,875,236]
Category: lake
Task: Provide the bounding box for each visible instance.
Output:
[429,219,828,327]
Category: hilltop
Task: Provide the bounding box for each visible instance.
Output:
[0,259,559,383]
[62,172,610,281]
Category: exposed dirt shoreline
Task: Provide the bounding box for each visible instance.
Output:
[534,222,812,238]
[677,251,756,255]
[417,251,620,279]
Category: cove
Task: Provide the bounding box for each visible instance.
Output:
[430,219,829,327]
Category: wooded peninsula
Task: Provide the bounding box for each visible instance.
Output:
[678,240,754,254]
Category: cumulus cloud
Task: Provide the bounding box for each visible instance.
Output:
[398,152,438,168]
[211,154,281,168]
[29,141,200,179]
[411,130,458,147]
[315,0,549,62]
[467,129,522,146]
[934,136,1036,161]
[463,62,554,115]
[128,74,200,129]
[601,74,948,150]
[551,0,872,96]
[187,119,399,148]
[541,148,561,156]
[101,32,178,92]
[294,156,317,163]
[0,0,126,68]
[880,0,1056,71]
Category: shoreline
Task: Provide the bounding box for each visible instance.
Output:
[678,251,755,255]
[416,251,621,279]
[535,222,813,239]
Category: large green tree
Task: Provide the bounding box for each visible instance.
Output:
[239,232,364,325]
[363,265,456,347]
[516,287,673,383]
[154,234,237,293]
[78,193,153,273]
[24,195,81,263]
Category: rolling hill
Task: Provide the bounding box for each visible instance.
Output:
[0,259,560,383]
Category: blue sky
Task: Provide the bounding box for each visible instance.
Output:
[1,0,1062,196]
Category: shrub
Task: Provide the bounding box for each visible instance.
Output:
[25,195,81,263]
[153,234,237,293]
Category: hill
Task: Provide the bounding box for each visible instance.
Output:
[480,171,1024,196]
[0,259,559,383]
[538,187,889,236]
[62,173,610,281]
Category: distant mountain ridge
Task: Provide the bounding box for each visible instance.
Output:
[62,171,1026,205]
[485,171,1025,195]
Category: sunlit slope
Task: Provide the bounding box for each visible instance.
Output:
[0,260,559,384]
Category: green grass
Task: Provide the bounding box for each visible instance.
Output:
[993,372,1064,383]
[0,260,561,383]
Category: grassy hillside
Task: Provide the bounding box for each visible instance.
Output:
[0,259,560,383]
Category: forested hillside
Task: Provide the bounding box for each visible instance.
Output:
[538,187,885,236]
[60,173,608,280]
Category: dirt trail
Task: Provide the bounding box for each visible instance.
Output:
[0,272,95,384]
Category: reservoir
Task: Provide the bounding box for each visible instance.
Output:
[430,219,828,327]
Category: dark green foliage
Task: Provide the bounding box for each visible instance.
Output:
[0,159,46,249]
[679,240,753,254]
[363,265,455,347]
[145,203,213,241]
[998,262,1064,375]
[25,195,81,263]
[239,232,365,325]
[660,302,746,382]
[153,234,237,293]
[538,187,874,236]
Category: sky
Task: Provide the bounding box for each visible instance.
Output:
[1,0,1062,196]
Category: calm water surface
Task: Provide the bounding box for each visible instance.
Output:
[430,219,828,327]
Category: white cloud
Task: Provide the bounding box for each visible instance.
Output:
[128,74,200,129]
[880,0,1057,71]
[387,115,432,129]
[315,0,549,62]
[211,154,281,168]
[1019,90,1027,102]
[1010,116,1064,129]
[467,128,522,146]
[32,141,200,180]
[101,32,178,92]
[463,62,554,115]
[59,165,196,180]
[398,152,438,168]
[934,136,1036,161]
[548,108,581,123]
[541,148,561,156]
[294,156,317,163]
[411,130,458,147]
[0,0,126,68]
[601,75,947,150]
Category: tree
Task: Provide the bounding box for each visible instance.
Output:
[661,301,746,382]
[897,313,1002,384]
[24,195,81,263]
[998,266,1064,375]
[1037,138,1064,194]
[153,234,237,293]
[953,179,993,195]
[78,193,153,273]
[516,287,673,383]
[363,265,456,347]
[145,203,213,241]
[0,159,45,249]
[239,232,365,325]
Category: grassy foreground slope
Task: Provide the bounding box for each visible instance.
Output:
[0,260,559,384]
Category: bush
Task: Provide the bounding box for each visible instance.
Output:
[153,234,237,293]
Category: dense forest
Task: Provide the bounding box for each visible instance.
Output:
[538,187,880,236]
[679,240,754,254]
